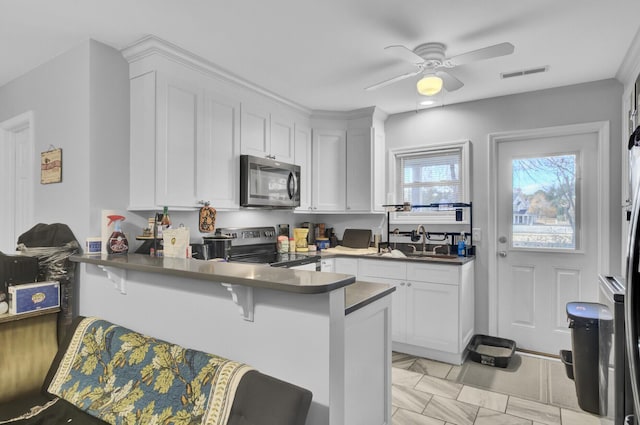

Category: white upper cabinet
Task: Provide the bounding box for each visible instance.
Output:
[270,113,295,163]
[155,73,200,207]
[124,37,307,211]
[240,104,269,158]
[372,127,386,212]
[307,110,386,214]
[345,128,371,212]
[129,71,157,211]
[129,70,240,210]
[312,129,346,211]
[240,105,295,164]
[198,90,240,209]
[294,124,312,211]
[346,126,385,213]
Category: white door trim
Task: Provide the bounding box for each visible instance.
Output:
[487,121,610,335]
[0,111,35,252]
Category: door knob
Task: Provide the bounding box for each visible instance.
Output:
[498,251,507,257]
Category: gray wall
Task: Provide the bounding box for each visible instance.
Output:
[384,78,623,334]
[0,39,129,247]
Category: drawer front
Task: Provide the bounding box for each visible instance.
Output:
[358,259,406,279]
[406,262,459,285]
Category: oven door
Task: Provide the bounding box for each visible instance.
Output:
[287,262,319,271]
[240,155,300,208]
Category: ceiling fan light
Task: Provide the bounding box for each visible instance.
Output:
[416,75,443,96]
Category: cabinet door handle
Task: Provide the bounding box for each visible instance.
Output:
[407,283,412,287]
[400,282,405,286]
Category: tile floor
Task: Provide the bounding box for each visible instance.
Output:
[391,351,608,425]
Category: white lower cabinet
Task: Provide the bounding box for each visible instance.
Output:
[345,291,392,425]
[358,258,474,365]
[320,258,334,272]
[405,281,458,352]
[334,257,358,276]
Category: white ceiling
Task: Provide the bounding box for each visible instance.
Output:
[2,0,640,114]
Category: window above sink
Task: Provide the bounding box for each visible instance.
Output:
[388,140,471,224]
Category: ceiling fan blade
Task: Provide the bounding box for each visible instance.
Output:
[436,70,464,92]
[384,45,425,65]
[365,69,422,91]
[446,42,514,66]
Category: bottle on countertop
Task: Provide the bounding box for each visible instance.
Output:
[457,232,466,257]
[107,215,129,254]
[155,207,171,254]
[160,206,171,229]
[329,231,337,248]
[289,237,296,253]
[278,236,289,254]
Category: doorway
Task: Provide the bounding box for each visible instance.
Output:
[0,111,34,253]
[488,122,610,355]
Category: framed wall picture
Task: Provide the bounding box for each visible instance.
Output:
[41,148,62,184]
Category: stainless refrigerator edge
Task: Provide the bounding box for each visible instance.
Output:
[625,129,640,424]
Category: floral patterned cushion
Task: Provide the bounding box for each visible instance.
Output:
[47,317,252,425]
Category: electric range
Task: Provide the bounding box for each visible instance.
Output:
[213,226,320,270]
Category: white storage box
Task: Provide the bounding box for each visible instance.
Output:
[8,281,60,314]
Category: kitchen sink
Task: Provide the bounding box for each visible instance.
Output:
[406,253,460,260]
[367,251,461,261]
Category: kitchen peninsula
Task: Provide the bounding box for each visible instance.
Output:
[71,254,394,425]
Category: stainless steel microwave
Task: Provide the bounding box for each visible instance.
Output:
[240,155,300,208]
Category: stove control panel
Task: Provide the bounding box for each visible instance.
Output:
[215,227,277,246]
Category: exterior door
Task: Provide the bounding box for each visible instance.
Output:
[494,125,606,354]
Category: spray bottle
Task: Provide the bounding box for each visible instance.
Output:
[107,215,129,254]
[457,232,466,257]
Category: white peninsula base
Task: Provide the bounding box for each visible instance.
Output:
[75,258,392,425]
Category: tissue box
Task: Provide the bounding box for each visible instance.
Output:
[8,281,60,315]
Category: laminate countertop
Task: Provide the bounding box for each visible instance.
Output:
[310,246,475,265]
[345,281,395,315]
[71,253,356,294]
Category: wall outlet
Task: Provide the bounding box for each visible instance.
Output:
[472,228,482,242]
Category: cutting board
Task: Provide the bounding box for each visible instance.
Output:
[342,229,372,249]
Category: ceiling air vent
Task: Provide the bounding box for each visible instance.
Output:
[501,66,549,79]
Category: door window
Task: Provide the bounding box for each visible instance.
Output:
[511,153,578,250]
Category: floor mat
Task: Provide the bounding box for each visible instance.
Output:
[547,358,581,410]
[446,354,549,403]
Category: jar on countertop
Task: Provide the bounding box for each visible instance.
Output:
[277,236,289,253]
[289,237,296,253]
[316,238,330,251]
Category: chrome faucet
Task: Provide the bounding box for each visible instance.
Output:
[416,224,427,253]
[431,245,448,255]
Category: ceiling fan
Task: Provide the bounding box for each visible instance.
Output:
[365,42,515,96]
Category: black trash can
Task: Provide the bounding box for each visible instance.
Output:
[566,302,613,416]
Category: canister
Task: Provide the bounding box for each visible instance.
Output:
[293,228,309,252]
[316,238,330,250]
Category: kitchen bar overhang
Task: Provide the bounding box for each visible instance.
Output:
[71,253,394,425]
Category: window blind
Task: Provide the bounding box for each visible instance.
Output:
[398,148,462,206]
